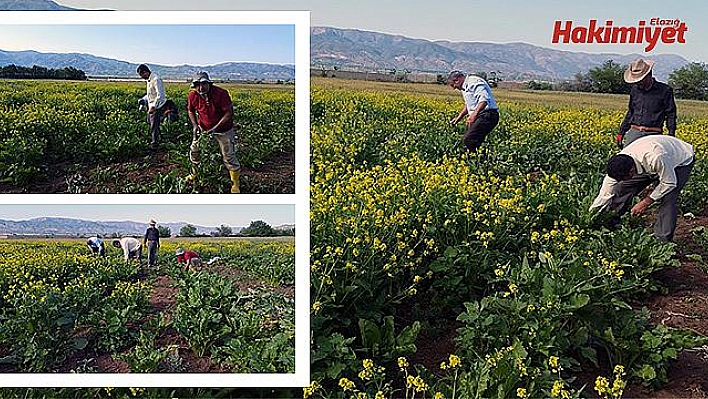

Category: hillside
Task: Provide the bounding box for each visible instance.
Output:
[311,26,689,81]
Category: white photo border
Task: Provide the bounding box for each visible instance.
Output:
[0,10,311,388]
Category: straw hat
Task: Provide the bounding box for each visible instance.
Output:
[624,59,655,83]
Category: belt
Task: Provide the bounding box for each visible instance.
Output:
[630,125,662,133]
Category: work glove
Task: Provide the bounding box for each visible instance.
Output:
[615,133,624,149]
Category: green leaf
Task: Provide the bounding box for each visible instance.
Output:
[663,347,678,359]
[358,319,381,349]
[396,321,421,348]
[637,364,657,381]
[570,294,590,309]
[73,337,89,350]
[579,346,598,367]
[56,316,74,327]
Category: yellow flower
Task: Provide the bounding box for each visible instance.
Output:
[517,387,528,398]
[494,268,505,277]
[594,376,610,395]
[614,365,625,376]
[311,301,322,313]
[375,391,386,399]
[448,354,461,368]
[550,380,563,398]
[339,377,355,392]
[363,358,374,369]
[397,357,409,369]
[303,381,321,398]
[434,392,445,399]
[548,356,559,370]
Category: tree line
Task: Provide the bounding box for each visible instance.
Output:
[526,60,708,101]
[178,220,294,238]
[0,64,87,80]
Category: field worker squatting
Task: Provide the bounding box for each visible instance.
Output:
[86,236,106,257]
[186,71,241,193]
[175,248,202,268]
[112,237,142,263]
[447,70,500,152]
[589,135,694,242]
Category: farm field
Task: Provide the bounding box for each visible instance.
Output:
[0,80,295,194]
[0,237,295,374]
[3,79,708,398]
[307,78,708,399]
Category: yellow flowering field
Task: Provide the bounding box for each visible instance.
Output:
[0,80,295,193]
[0,238,294,374]
[308,85,708,398]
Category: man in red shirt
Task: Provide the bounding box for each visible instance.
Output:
[175,248,202,268]
[186,71,241,193]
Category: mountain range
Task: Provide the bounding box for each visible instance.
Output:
[0,217,236,236]
[311,27,689,82]
[0,0,74,10]
[0,2,692,82]
[0,49,296,81]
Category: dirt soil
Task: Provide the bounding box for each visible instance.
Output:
[0,147,295,194]
[411,214,708,398]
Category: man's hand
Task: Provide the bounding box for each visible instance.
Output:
[466,114,477,128]
[631,197,653,216]
[449,117,458,126]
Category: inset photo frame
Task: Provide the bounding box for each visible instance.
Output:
[0,10,310,196]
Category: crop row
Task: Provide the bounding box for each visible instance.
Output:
[0,80,294,192]
[308,88,708,398]
[0,239,294,373]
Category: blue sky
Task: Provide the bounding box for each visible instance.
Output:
[0,24,295,65]
[55,0,708,62]
[0,205,295,227]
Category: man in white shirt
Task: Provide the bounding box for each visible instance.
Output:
[112,237,143,264]
[86,236,105,257]
[137,64,166,153]
[448,70,500,152]
[590,135,695,241]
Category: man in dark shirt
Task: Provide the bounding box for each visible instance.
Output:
[143,219,160,267]
[618,58,677,147]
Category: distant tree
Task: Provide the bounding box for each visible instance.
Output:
[669,62,708,100]
[157,225,171,237]
[527,80,552,91]
[179,224,197,237]
[571,72,593,92]
[584,60,630,94]
[240,220,275,237]
[211,224,233,237]
[279,228,295,236]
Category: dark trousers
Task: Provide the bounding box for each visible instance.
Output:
[463,109,499,152]
[148,106,164,150]
[609,161,694,241]
[147,240,159,266]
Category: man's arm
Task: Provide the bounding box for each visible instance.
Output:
[466,100,488,127]
[450,104,468,125]
[589,175,618,212]
[206,98,234,133]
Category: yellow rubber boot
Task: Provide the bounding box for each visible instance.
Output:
[229,170,241,193]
